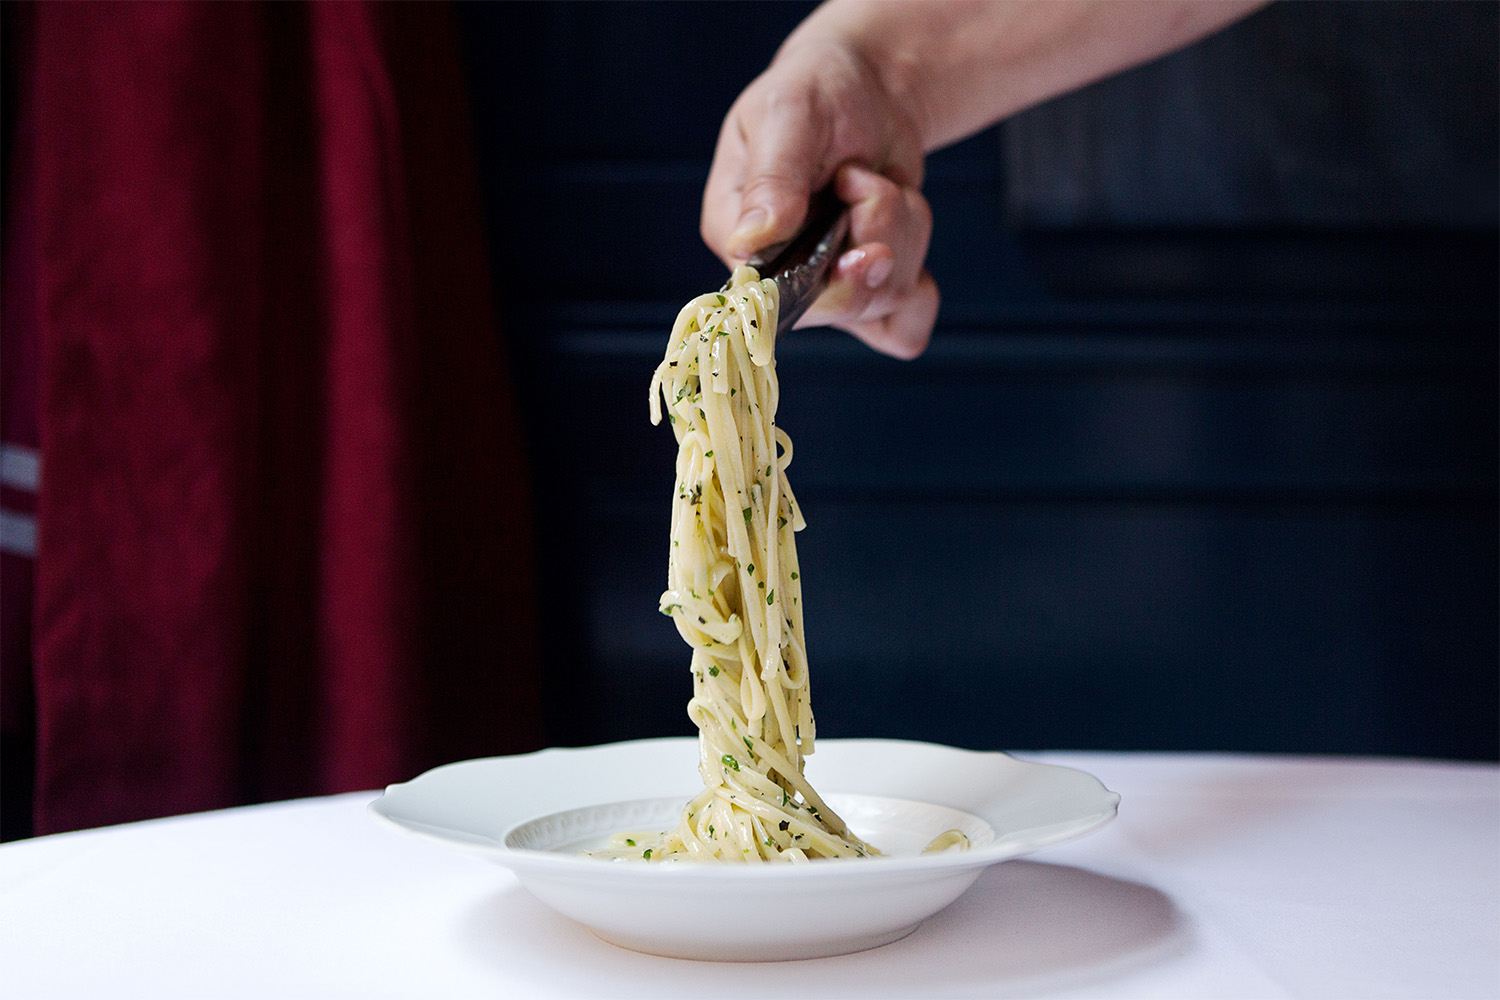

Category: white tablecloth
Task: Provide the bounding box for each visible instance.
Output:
[1,753,1495,999]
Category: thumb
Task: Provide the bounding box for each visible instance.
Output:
[725,98,829,260]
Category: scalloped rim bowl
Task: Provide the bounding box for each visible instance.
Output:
[370,737,1120,961]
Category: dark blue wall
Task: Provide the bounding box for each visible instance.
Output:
[459,2,1497,759]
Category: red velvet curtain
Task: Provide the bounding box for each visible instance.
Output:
[2,1,543,837]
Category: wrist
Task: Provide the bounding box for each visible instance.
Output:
[789,0,999,155]
[767,9,929,186]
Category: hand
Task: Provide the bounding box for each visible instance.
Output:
[702,0,1273,358]
[701,36,939,359]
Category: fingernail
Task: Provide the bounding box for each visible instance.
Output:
[866,255,894,289]
[729,208,769,253]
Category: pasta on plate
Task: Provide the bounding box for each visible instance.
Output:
[588,265,874,862]
[587,265,967,864]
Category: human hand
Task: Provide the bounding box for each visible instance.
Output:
[701,35,939,359]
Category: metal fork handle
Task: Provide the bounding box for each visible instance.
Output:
[745,188,850,336]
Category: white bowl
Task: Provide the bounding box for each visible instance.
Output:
[370,738,1119,961]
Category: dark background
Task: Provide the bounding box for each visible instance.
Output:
[458,1,1497,760]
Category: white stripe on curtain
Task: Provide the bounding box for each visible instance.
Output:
[0,509,36,557]
[0,444,40,493]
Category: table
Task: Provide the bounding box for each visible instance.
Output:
[2,753,1495,999]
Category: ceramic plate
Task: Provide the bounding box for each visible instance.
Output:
[370,737,1119,961]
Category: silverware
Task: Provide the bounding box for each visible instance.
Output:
[743,188,850,337]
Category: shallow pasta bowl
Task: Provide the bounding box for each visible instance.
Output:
[369,737,1119,961]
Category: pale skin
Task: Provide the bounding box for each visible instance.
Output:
[702,0,1270,358]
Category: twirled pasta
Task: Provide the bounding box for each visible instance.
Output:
[588,265,875,863]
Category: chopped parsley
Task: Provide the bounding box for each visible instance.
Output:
[720,754,740,772]
[708,665,719,677]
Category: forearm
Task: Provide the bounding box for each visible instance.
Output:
[779,0,1270,152]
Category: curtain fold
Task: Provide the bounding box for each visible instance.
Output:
[5,0,542,837]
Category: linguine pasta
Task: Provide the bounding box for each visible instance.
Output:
[589,265,875,862]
